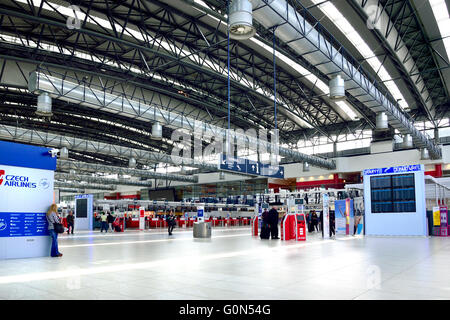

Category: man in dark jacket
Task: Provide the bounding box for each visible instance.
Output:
[268,206,280,239]
[66,211,75,235]
[107,212,115,232]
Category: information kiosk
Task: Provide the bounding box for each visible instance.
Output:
[363,164,427,236]
[281,198,306,241]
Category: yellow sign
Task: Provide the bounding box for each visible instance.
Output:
[433,207,441,227]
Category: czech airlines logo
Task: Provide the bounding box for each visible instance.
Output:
[0,170,37,189]
[0,219,6,231]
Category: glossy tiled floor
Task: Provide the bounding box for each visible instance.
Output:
[1,226,450,300]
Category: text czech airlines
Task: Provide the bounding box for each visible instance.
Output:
[1,174,37,188]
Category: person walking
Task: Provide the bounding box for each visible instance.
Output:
[311,210,319,232]
[46,204,63,257]
[330,210,336,237]
[100,212,108,233]
[107,212,115,232]
[268,206,280,239]
[66,211,75,235]
[167,210,176,235]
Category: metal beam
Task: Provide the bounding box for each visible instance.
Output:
[57,160,198,183]
[55,172,153,187]
[28,71,336,169]
[54,181,116,191]
[0,124,218,171]
[252,0,442,159]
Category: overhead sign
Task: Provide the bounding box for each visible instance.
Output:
[363,164,423,176]
[219,154,284,178]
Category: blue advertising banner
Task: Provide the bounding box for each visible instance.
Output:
[0,212,49,237]
[363,164,422,176]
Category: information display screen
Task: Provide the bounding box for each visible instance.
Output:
[76,198,88,218]
[370,174,416,213]
[297,215,305,222]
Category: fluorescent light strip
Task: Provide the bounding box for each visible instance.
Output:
[311,0,409,110]
[0,237,358,284]
[430,0,450,61]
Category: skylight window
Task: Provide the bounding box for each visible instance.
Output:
[430,0,450,61]
[311,0,409,110]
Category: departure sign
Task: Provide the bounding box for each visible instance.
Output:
[219,154,284,178]
[364,164,422,176]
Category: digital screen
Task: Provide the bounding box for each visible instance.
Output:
[262,203,269,209]
[76,198,88,218]
[370,174,416,213]
[297,215,305,222]
[295,198,304,205]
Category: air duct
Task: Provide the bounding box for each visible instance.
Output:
[229,0,257,40]
[57,160,198,183]
[151,122,163,140]
[375,112,388,130]
[28,71,336,169]
[420,148,430,160]
[250,0,441,159]
[55,172,153,187]
[402,134,413,149]
[128,157,137,168]
[303,162,310,172]
[54,181,116,191]
[329,75,346,101]
[35,92,52,116]
[59,146,69,159]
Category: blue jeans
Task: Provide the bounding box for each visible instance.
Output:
[101,221,108,232]
[49,229,60,257]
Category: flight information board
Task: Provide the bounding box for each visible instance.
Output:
[370,173,416,213]
[76,198,88,218]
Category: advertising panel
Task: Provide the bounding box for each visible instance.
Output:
[0,141,56,259]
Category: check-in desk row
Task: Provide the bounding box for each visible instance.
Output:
[144,217,251,228]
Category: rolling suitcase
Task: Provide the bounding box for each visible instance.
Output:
[260,223,270,239]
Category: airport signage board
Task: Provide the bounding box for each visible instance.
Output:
[219,154,284,178]
[363,164,423,176]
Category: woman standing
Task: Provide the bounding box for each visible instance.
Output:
[46,204,63,257]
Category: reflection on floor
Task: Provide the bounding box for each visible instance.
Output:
[0,226,450,300]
